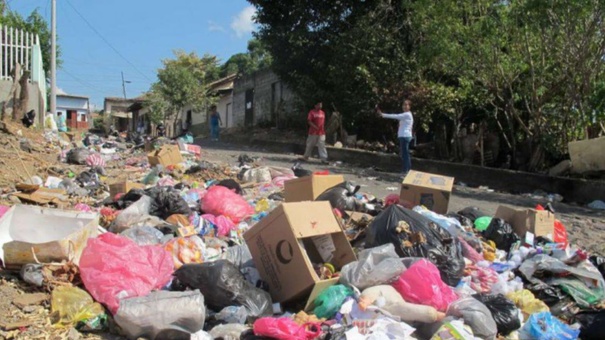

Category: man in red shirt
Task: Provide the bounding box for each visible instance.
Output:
[301,101,328,163]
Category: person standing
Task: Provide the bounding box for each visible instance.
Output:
[301,101,328,164]
[209,105,222,141]
[377,99,414,176]
[56,112,67,132]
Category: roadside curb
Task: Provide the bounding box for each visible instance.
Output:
[202,135,605,204]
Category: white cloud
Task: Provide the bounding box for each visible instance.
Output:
[208,21,226,33]
[230,6,256,38]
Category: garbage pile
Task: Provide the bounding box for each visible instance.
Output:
[0,130,603,340]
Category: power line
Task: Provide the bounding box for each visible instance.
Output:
[63,0,154,83]
[60,68,117,94]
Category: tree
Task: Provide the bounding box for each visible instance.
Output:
[147,50,221,123]
[0,9,61,75]
[220,38,273,77]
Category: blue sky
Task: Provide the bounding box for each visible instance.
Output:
[8,0,257,109]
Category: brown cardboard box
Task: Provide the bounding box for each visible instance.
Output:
[399,170,454,214]
[109,182,145,197]
[147,145,184,167]
[494,205,555,239]
[244,201,356,308]
[284,175,345,202]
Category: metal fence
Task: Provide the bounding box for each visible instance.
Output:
[0,24,41,80]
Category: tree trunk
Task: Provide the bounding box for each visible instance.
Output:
[2,64,20,121]
[13,70,30,121]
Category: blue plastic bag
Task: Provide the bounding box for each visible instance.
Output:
[522,312,579,340]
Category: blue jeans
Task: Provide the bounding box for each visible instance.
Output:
[399,137,412,173]
[210,124,220,140]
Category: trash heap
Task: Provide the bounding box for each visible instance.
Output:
[0,130,603,340]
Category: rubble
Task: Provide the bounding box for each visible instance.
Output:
[0,122,603,340]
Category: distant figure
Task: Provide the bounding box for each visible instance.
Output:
[209,105,222,141]
[21,109,36,128]
[56,112,67,132]
[300,101,328,164]
[377,99,414,176]
[157,122,166,137]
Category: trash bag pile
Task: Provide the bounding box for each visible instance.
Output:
[0,130,603,340]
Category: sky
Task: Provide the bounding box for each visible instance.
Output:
[7,0,257,109]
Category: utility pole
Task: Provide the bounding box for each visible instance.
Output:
[121,71,131,99]
[50,0,57,116]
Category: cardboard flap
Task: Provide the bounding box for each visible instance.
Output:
[303,277,340,312]
[402,170,454,191]
[283,202,342,238]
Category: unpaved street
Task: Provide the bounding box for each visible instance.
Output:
[197,138,605,256]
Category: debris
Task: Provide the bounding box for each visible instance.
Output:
[12,293,49,309]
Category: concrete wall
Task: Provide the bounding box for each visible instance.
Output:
[0,79,42,120]
[232,69,299,127]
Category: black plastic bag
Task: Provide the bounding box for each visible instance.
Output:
[216,179,243,195]
[292,162,313,177]
[66,147,91,165]
[589,255,605,279]
[457,206,488,222]
[526,282,567,307]
[365,204,465,286]
[145,186,191,220]
[472,293,521,336]
[482,218,519,251]
[173,260,272,320]
[315,181,362,214]
[572,311,605,340]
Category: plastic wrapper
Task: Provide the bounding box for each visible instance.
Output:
[445,213,473,229]
[413,206,464,236]
[114,290,205,340]
[253,317,321,340]
[550,277,605,308]
[392,259,458,312]
[51,286,105,328]
[215,306,249,324]
[201,185,255,223]
[339,244,407,290]
[366,205,465,286]
[447,297,497,340]
[313,284,353,319]
[482,218,519,251]
[120,226,164,245]
[360,285,445,324]
[430,320,477,340]
[573,311,605,340]
[472,293,521,336]
[458,237,483,263]
[345,318,416,339]
[315,181,363,214]
[163,236,206,269]
[520,312,579,340]
[505,289,549,321]
[202,214,237,237]
[465,264,499,293]
[174,260,272,319]
[79,233,174,314]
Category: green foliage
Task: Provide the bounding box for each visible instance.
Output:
[0,9,60,75]
[220,38,273,77]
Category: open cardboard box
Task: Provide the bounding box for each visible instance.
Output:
[400,170,454,214]
[495,205,555,240]
[284,175,344,202]
[0,205,99,269]
[109,181,145,197]
[147,145,184,167]
[244,201,356,309]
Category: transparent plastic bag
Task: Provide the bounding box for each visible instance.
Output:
[360,285,445,323]
[506,289,549,321]
[447,297,497,340]
[163,236,206,269]
[313,284,354,319]
[120,226,164,245]
[339,244,407,290]
[111,196,152,233]
[521,312,579,340]
[392,259,458,312]
[51,286,105,328]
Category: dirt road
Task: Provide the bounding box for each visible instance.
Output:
[196,138,605,256]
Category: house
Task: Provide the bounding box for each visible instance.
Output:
[189,73,237,136]
[103,97,137,132]
[56,94,90,129]
[232,69,299,128]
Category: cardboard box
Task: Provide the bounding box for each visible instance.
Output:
[147,145,184,167]
[284,175,345,202]
[399,170,454,214]
[244,201,356,308]
[109,181,145,197]
[0,205,99,269]
[494,205,555,239]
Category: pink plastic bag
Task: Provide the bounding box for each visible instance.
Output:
[79,233,174,314]
[253,317,321,340]
[459,237,484,263]
[0,205,10,219]
[200,185,254,223]
[202,214,236,237]
[392,259,458,312]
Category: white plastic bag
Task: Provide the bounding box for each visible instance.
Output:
[340,244,406,290]
[447,297,498,340]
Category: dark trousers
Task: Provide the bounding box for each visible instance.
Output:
[399,137,412,173]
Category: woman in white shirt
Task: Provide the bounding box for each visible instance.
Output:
[377,99,414,176]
